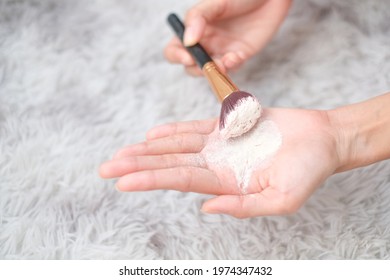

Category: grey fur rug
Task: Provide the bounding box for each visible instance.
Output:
[1,0,390,259]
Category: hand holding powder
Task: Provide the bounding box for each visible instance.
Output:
[202,118,282,192]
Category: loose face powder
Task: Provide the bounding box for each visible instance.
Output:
[202,118,282,192]
[220,96,262,139]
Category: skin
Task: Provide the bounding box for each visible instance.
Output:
[100,108,340,218]
[100,93,390,218]
[164,0,292,75]
[100,0,390,218]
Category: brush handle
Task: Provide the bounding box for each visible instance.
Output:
[167,13,212,68]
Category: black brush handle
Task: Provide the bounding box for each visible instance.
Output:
[167,13,212,68]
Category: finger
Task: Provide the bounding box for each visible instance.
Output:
[201,188,301,218]
[213,57,227,74]
[164,37,195,66]
[99,153,205,179]
[187,0,228,22]
[146,119,217,140]
[221,51,245,70]
[183,57,227,76]
[184,0,227,46]
[113,133,207,159]
[116,166,228,195]
[184,65,203,76]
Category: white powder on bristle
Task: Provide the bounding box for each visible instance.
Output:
[220,96,262,139]
[202,119,282,192]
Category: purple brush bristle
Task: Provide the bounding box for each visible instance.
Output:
[219,91,255,129]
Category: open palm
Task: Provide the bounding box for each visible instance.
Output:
[99,108,340,218]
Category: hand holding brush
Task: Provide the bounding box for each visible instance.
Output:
[164,0,292,76]
[168,13,262,139]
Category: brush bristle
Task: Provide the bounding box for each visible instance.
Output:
[219,91,254,129]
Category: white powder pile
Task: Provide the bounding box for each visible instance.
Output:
[220,96,262,139]
[202,119,282,192]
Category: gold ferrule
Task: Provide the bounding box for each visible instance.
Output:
[202,61,238,102]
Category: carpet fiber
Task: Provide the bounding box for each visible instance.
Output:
[1,0,390,259]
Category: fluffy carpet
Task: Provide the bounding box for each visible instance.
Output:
[1,0,390,259]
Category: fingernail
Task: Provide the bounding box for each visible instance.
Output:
[237,51,246,60]
[183,26,197,46]
[223,53,239,68]
[224,59,236,69]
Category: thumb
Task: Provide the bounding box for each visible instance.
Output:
[201,188,301,218]
[183,0,226,46]
[201,194,268,219]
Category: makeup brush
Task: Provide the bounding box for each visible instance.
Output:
[167,13,262,139]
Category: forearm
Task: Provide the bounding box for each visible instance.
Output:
[328,92,390,172]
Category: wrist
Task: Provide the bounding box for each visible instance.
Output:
[327,93,390,173]
[326,107,360,173]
